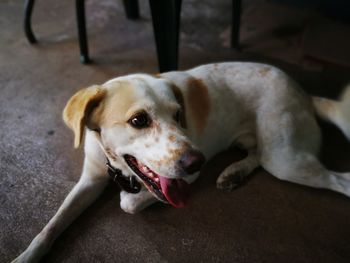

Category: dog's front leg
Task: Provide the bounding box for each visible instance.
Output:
[120,188,157,214]
[12,157,109,263]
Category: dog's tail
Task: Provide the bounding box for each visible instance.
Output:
[312,84,350,141]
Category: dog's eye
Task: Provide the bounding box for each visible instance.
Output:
[128,112,151,129]
[174,110,181,123]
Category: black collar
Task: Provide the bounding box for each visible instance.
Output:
[106,158,141,193]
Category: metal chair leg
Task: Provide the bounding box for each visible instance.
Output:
[76,0,90,64]
[24,0,37,43]
[149,0,182,73]
[123,0,140,20]
[231,0,242,50]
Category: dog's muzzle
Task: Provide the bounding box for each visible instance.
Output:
[122,151,205,208]
[178,150,206,175]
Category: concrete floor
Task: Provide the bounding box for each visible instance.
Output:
[1,0,350,262]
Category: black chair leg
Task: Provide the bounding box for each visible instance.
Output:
[149,0,182,73]
[123,0,140,20]
[76,0,90,64]
[24,0,37,43]
[231,0,242,50]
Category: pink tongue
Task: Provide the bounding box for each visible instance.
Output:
[159,177,190,208]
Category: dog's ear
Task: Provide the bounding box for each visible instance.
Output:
[63,85,106,148]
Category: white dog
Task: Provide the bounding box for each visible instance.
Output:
[13,62,350,262]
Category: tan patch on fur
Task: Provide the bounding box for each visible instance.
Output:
[319,98,335,112]
[259,67,271,77]
[168,134,176,142]
[152,147,185,168]
[313,97,337,119]
[152,144,188,170]
[166,145,188,164]
[186,77,210,134]
[170,148,183,157]
[91,81,136,127]
[153,122,161,133]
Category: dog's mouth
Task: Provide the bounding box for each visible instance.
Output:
[124,154,190,208]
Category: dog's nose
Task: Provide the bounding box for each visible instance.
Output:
[178,150,206,174]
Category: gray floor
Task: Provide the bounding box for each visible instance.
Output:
[1,0,350,262]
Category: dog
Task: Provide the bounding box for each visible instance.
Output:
[13,62,350,262]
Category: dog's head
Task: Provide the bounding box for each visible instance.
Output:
[63,74,205,207]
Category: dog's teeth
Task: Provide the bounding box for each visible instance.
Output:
[137,163,160,181]
[140,166,148,173]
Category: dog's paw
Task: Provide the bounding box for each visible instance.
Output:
[11,254,29,263]
[12,250,42,263]
[120,190,156,214]
[11,235,49,263]
[120,191,140,214]
[216,170,245,191]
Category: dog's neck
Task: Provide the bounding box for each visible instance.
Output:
[92,131,142,193]
[105,158,141,193]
